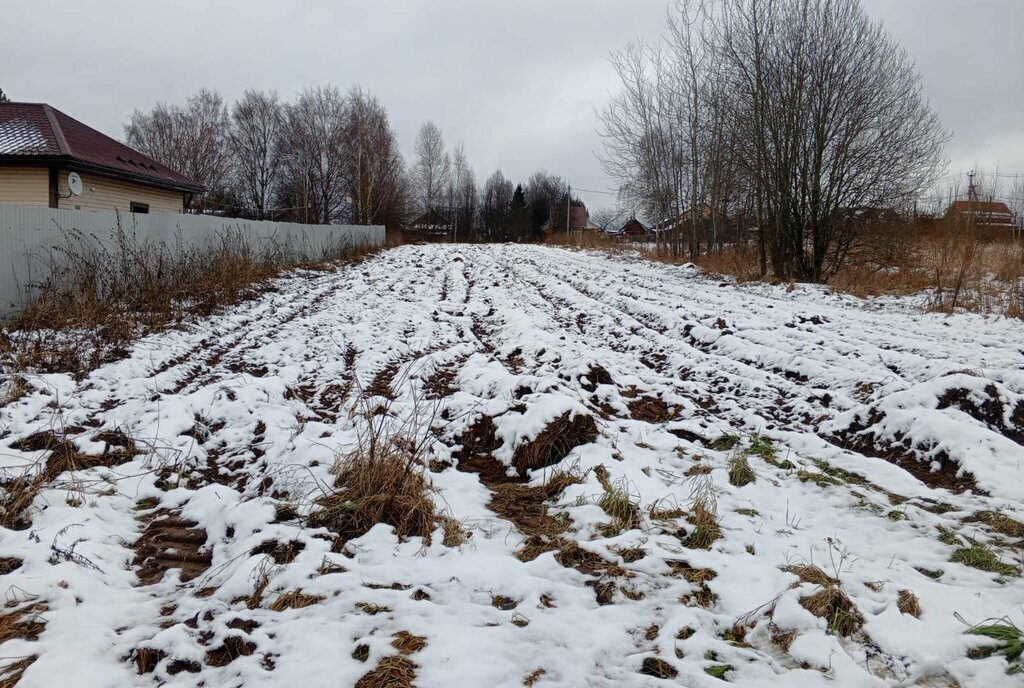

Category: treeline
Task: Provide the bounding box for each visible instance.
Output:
[124,88,577,241]
[598,0,949,281]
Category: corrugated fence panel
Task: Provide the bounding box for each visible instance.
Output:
[0,204,384,316]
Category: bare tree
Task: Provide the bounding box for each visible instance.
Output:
[591,205,628,232]
[282,86,350,224]
[481,170,514,241]
[717,0,948,280]
[345,87,405,227]
[600,0,949,281]
[412,121,451,217]
[230,90,284,220]
[449,143,477,240]
[125,89,233,212]
[525,170,567,237]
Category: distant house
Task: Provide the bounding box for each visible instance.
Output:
[944,199,1015,229]
[0,102,204,213]
[606,218,650,241]
[409,206,454,235]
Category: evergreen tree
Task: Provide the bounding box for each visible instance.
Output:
[0,88,9,103]
[508,185,530,241]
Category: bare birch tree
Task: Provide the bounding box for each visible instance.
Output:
[282,86,349,224]
[230,90,283,220]
[413,121,451,217]
[345,87,405,226]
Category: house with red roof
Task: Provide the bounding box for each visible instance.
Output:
[0,102,204,214]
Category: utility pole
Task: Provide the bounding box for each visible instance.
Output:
[566,183,571,239]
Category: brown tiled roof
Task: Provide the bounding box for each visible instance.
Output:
[947,200,1012,215]
[0,102,204,193]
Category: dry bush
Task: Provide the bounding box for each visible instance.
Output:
[309,383,439,544]
[309,438,435,543]
[569,216,1024,320]
[1,222,378,378]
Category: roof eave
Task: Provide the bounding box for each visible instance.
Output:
[0,155,206,194]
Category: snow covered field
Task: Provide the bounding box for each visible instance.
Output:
[2,244,1023,687]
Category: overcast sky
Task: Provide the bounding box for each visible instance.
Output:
[3,0,1022,211]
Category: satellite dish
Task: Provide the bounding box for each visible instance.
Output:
[67,172,83,197]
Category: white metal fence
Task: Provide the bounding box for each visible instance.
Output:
[0,204,385,316]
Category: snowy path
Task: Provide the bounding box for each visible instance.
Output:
[2,244,1023,687]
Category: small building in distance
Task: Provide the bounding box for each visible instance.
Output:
[409,207,453,235]
[943,199,1015,230]
[605,217,651,241]
[0,102,204,213]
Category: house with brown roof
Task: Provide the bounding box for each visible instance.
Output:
[0,102,204,214]
[944,199,1015,229]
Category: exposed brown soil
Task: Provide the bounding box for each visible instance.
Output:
[628,396,677,423]
[250,539,305,565]
[133,512,212,585]
[937,384,1024,446]
[829,409,982,494]
[512,411,597,476]
[205,635,256,667]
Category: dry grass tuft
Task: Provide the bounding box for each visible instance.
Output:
[268,589,325,612]
[897,589,922,618]
[555,542,623,576]
[523,668,547,686]
[309,395,437,543]
[355,602,392,616]
[0,657,37,688]
[967,511,1024,539]
[770,625,798,651]
[491,595,519,611]
[783,564,838,587]
[683,473,721,549]
[639,656,679,679]
[597,478,641,536]
[439,515,469,547]
[355,655,417,688]
[800,586,864,636]
[0,602,47,646]
[668,560,718,584]
[727,453,756,487]
[391,631,428,655]
[512,412,597,475]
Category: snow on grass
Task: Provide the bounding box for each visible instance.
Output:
[1,244,1022,687]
